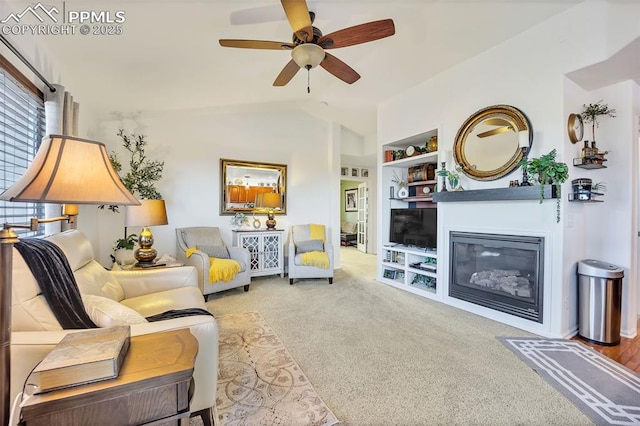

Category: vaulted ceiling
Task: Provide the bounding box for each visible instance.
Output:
[7,0,586,136]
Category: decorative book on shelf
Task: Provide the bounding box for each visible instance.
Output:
[29,325,131,393]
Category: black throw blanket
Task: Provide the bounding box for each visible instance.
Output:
[146,308,213,322]
[15,238,97,329]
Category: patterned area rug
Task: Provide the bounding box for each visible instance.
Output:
[216,311,339,426]
[500,337,640,425]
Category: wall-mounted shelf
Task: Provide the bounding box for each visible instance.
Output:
[568,192,604,202]
[432,185,558,202]
[573,157,607,169]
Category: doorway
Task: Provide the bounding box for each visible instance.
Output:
[357,182,368,253]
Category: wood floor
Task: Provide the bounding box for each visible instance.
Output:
[574,317,640,374]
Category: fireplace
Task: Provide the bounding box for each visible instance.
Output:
[449,232,544,323]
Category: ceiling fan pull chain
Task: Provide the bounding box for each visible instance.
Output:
[307,65,311,93]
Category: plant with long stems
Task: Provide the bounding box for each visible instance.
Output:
[581,100,616,141]
[99,129,165,213]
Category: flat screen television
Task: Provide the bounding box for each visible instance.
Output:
[389,208,437,249]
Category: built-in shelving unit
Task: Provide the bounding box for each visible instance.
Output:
[379,128,441,301]
[381,245,438,299]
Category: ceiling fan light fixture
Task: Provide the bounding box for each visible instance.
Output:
[291,43,325,69]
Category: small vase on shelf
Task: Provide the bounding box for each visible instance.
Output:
[427,135,438,153]
[397,186,409,198]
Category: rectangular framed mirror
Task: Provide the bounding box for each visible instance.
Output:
[220,158,287,215]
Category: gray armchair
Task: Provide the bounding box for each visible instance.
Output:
[288,224,334,285]
[176,227,251,300]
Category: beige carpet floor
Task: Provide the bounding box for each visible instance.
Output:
[206,247,593,425]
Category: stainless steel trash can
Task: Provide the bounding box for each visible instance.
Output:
[577,259,624,345]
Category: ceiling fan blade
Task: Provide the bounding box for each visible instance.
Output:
[320,53,360,84]
[281,0,313,41]
[273,60,301,86]
[318,19,395,49]
[484,118,511,127]
[477,126,513,138]
[219,39,295,50]
[230,2,319,25]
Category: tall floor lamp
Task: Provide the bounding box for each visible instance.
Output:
[0,135,140,425]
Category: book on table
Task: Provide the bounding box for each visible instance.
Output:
[30,325,131,393]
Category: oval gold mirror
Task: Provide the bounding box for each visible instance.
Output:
[220,159,287,215]
[454,105,532,181]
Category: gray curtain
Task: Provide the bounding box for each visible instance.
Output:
[44,84,80,232]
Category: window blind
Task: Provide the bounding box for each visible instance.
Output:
[0,64,46,236]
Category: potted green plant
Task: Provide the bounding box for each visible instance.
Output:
[112,234,138,265]
[592,181,607,193]
[581,100,616,142]
[519,149,569,223]
[230,212,249,229]
[436,165,463,191]
[100,129,165,213]
[100,129,165,262]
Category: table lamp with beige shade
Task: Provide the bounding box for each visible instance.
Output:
[0,135,140,425]
[255,192,282,229]
[124,199,168,266]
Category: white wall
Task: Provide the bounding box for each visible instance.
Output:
[1,33,364,272]
[580,81,639,337]
[87,107,341,267]
[378,1,639,338]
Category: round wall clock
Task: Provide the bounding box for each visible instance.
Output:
[567,113,584,144]
[405,145,417,156]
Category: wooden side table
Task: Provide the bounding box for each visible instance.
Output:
[20,329,198,426]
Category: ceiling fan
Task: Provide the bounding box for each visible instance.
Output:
[219,0,395,90]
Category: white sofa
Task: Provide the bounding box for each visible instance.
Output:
[10,230,218,424]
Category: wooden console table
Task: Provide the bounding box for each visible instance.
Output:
[20,329,198,426]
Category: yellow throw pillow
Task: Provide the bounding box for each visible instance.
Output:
[309,224,325,242]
